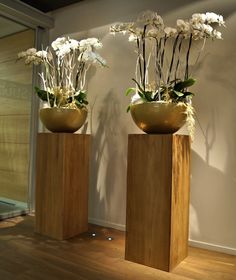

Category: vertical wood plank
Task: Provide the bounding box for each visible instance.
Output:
[126,134,173,271]
[35,133,64,239]
[170,135,191,270]
[35,133,90,240]
[63,134,90,239]
[125,134,190,272]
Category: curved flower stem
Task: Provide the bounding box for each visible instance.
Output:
[155,38,162,82]
[167,34,180,84]
[75,52,85,91]
[175,36,184,84]
[185,34,193,81]
[135,56,140,90]
[75,63,84,91]
[136,39,143,86]
[142,25,147,91]
[159,35,167,84]
[161,35,167,68]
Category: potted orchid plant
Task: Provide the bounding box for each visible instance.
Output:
[18,36,106,133]
[110,11,225,138]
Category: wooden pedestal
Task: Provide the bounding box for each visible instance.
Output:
[125,134,190,272]
[35,133,90,240]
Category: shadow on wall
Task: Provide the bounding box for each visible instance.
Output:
[51,0,202,39]
[51,0,236,40]
[51,0,236,243]
[88,90,128,225]
[190,150,236,247]
[189,10,236,248]
[74,24,139,227]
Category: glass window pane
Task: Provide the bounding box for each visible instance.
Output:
[0,17,34,219]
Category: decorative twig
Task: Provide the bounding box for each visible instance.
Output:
[136,38,143,87]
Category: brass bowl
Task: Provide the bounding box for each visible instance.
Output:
[130,102,187,134]
[39,107,88,133]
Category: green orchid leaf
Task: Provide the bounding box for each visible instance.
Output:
[74,90,86,96]
[137,90,146,100]
[73,90,88,104]
[174,78,196,91]
[169,78,181,85]
[125,88,136,96]
[74,98,88,105]
[34,86,55,107]
[126,105,131,112]
[173,90,184,97]
[132,78,145,94]
[34,86,51,101]
[184,91,194,97]
[153,93,159,100]
[75,99,88,108]
[143,91,153,102]
[71,90,88,108]
[77,90,87,98]
[131,79,154,102]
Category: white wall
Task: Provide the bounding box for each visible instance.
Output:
[50,0,236,254]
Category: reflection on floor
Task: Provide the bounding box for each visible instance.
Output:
[0,215,235,280]
[0,197,28,220]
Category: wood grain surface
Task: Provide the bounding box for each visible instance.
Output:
[35,133,91,240]
[126,134,190,271]
[170,135,191,270]
[0,215,236,280]
[126,134,173,271]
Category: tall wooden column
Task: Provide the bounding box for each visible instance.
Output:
[125,134,190,272]
[35,133,90,240]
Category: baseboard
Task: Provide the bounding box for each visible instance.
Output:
[88,217,125,231]
[189,239,236,256]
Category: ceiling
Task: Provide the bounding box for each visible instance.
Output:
[19,0,84,13]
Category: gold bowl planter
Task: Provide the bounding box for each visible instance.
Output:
[39,107,88,133]
[130,101,187,134]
